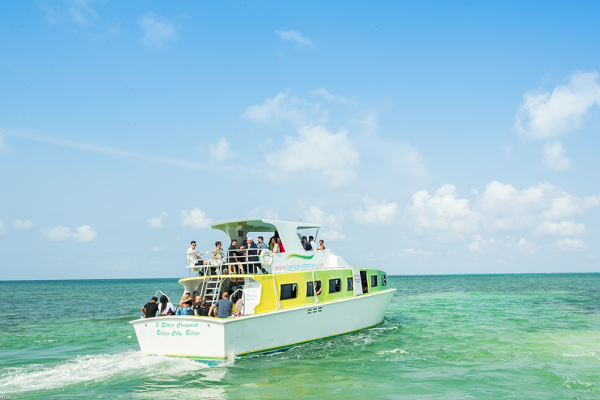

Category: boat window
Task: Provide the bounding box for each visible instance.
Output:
[307,281,322,297]
[381,275,387,286]
[280,283,298,300]
[347,277,353,291]
[371,275,378,287]
[329,278,341,293]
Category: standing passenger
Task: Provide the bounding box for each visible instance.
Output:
[309,236,316,251]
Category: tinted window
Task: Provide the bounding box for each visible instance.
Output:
[329,278,341,293]
[280,283,298,300]
[371,275,378,287]
[382,275,387,286]
[307,281,321,297]
[347,277,353,291]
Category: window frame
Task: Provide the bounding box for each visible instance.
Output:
[329,278,342,294]
[371,275,378,287]
[347,277,353,291]
[280,283,298,301]
[381,275,387,286]
[307,280,322,297]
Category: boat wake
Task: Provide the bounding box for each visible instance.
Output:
[0,351,208,394]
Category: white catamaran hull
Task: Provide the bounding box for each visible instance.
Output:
[131,289,395,360]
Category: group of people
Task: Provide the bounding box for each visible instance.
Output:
[187,232,327,275]
[141,290,243,319]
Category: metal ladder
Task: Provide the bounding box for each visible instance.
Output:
[201,276,223,306]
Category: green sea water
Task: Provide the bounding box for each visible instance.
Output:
[1,274,599,399]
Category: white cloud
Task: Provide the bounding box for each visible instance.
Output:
[151,246,165,252]
[515,71,600,139]
[410,184,479,241]
[469,234,502,252]
[410,181,599,241]
[181,208,212,229]
[147,212,167,229]
[303,206,346,242]
[537,221,586,236]
[41,0,99,26]
[353,196,398,225]
[309,87,354,105]
[543,141,573,171]
[0,133,14,153]
[399,248,432,257]
[554,238,587,251]
[515,238,536,253]
[209,138,232,161]
[13,219,34,230]
[0,221,5,236]
[266,125,359,188]
[44,225,97,242]
[275,30,313,46]
[242,91,327,126]
[138,12,177,48]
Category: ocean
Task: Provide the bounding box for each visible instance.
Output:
[1,274,599,399]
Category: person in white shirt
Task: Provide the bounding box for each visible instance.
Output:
[309,236,316,251]
[187,241,209,270]
[158,295,175,316]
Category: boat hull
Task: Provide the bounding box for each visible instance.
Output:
[131,289,395,360]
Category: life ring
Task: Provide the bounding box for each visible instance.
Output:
[260,249,274,268]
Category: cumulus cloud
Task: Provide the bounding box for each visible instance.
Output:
[242,91,327,126]
[41,0,99,26]
[266,125,359,187]
[13,219,34,230]
[147,212,167,229]
[554,238,587,251]
[410,184,479,241]
[410,181,599,241]
[515,71,600,139]
[543,141,573,171]
[44,225,97,242]
[353,196,399,225]
[469,234,502,252]
[181,208,212,229]
[138,12,177,48]
[309,87,354,105]
[209,138,232,161]
[275,30,313,46]
[515,238,537,253]
[303,206,346,241]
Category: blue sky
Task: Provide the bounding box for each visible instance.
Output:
[1,1,600,279]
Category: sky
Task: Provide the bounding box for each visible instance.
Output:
[1,1,600,280]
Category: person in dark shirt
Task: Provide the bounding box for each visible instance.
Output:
[141,296,159,318]
[227,240,245,274]
[302,236,312,251]
[191,294,202,315]
[199,300,211,316]
[241,237,259,274]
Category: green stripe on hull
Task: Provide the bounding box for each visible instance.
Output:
[285,253,315,261]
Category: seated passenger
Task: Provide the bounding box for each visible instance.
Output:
[315,282,322,295]
[191,294,202,315]
[141,296,159,318]
[209,292,233,318]
[175,294,193,315]
[199,301,211,316]
[318,240,325,250]
[211,241,224,274]
[187,241,209,274]
[158,295,175,316]
[362,283,369,294]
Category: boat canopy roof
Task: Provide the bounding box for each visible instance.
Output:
[210,217,321,253]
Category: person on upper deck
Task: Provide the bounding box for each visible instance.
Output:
[269,231,279,250]
[241,237,259,274]
[309,236,316,251]
[227,240,245,274]
[158,295,175,316]
[270,237,279,253]
[209,292,233,318]
[141,296,159,318]
[318,240,325,250]
[277,237,285,253]
[257,236,268,251]
[302,236,312,251]
[187,241,209,274]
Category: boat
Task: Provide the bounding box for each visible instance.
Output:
[130,217,396,361]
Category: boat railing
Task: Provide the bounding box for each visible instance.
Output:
[186,249,268,277]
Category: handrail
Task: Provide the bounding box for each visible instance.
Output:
[230,288,245,316]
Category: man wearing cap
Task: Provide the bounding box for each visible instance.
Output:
[141,296,159,318]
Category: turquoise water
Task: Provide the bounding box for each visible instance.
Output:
[1,274,599,399]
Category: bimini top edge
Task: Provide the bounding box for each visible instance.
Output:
[210,217,322,253]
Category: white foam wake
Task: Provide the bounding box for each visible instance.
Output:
[0,351,207,393]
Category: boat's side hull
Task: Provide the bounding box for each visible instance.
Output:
[131,289,395,360]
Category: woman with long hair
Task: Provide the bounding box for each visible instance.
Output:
[271,237,280,253]
[158,295,175,316]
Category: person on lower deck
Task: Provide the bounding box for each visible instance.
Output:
[209,292,233,318]
[198,301,210,316]
[176,294,193,315]
[158,295,175,316]
[141,296,159,318]
[191,294,202,315]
